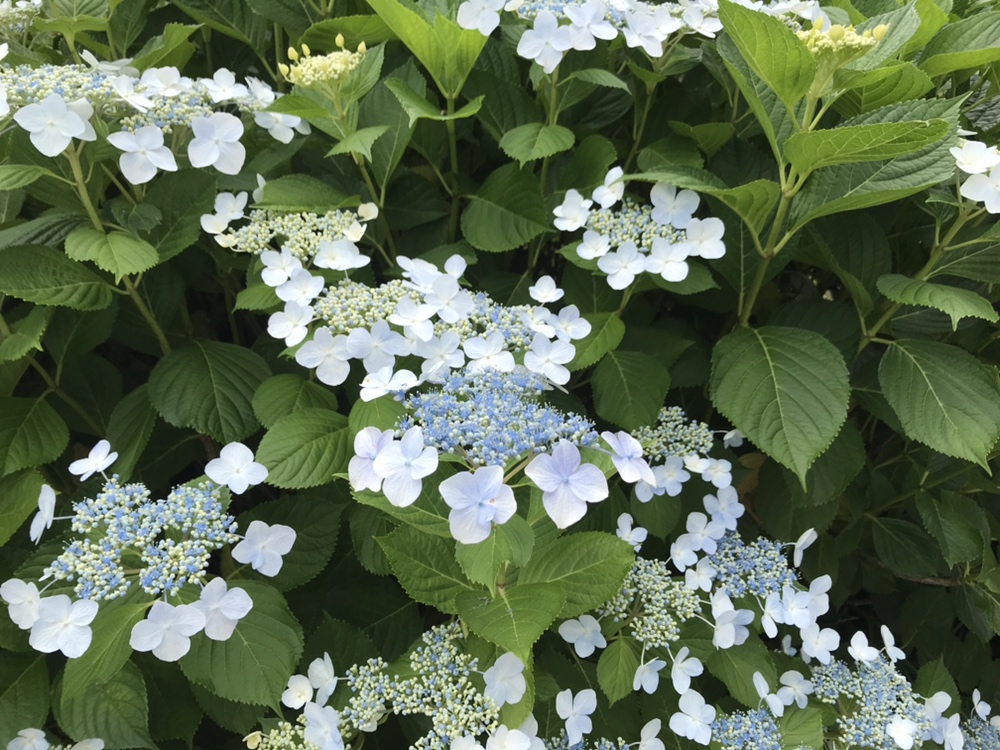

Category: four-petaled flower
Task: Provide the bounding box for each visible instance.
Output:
[192,578,253,641]
[232,520,297,577]
[525,440,609,528]
[29,484,56,545]
[107,126,178,184]
[188,112,246,174]
[13,93,85,156]
[372,426,439,507]
[555,688,596,746]
[68,439,118,482]
[29,595,98,658]
[205,442,268,494]
[440,465,517,544]
[129,601,206,661]
[483,653,527,707]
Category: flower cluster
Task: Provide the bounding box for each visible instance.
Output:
[634,406,715,462]
[710,709,781,750]
[280,39,366,86]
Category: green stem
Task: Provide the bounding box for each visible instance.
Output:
[445,96,461,244]
[123,276,172,355]
[624,85,655,173]
[66,146,103,231]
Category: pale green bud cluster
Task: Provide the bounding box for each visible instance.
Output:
[634,406,715,461]
[314,279,411,333]
[598,557,701,648]
[221,209,364,261]
[0,0,42,37]
[119,91,215,132]
[796,18,886,61]
[243,716,310,750]
[280,41,366,86]
[586,198,683,252]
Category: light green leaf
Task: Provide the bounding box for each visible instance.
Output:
[354,464,458,538]
[461,164,550,252]
[455,515,535,593]
[668,121,735,158]
[455,583,565,661]
[836,62,934,116]
[916,491,986,567]
[105,385,156,480]
[0,306,51,362]
[301,15,398,49]
[519,532,634,618]
[596,637,640,706]
[872,517,942,577]
[707,640,776,707]
[147,341,270,444]
[499,123,575,166]
[237,496,344,590]
[0,397,69,476]
[779,707,824,750]
[0,245,114,310]
[234,283,280,312]
[252,375,340,430]
[141,170,217,261]
[567,68,630,91]
[931,243,1000,283]
[784,120,949,175]
[568,313,625,371]
[0,653,49,747]
[878,339,1000,467]
[0,469,44,548]
[876,274,998,329]
[378,525,479,614]
[179,582,303,709]
[55,662,154,749]
[256,174,355,212]
[913,657,959,710]
[327,126,390,162]
[717,0,816,111]
[348,395,406,436]
[62,587,150,700]
[255,408,350,489]
[0,165,62,191]
[384,78,483,126]
[591,350,670,431]
[130,23,200,70]
[920,12,1000,78]
[710,326,849,483]
[64,228,159,281]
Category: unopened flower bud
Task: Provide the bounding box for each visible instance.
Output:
[301,43,311,56]
[336,33,346,48]
[872,23,889,40]
[287,46,299,61]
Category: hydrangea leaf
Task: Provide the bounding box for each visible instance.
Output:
[460,163,550,252]
[354,463,457,538]
[876,274,998,329]
[0,653,49,747]
[65,228,159,282]
[0,245,115,310]
[378,524,478,614]
[105,385,157,481]
[706,639,776,708]
[455,583,565,661]
[455,515,535,594]
[499,123,575,166]
[252,374,340,430]
[0,397,70,476]
[568,313,625,371]
[919,11,1000,77]
[597,637,640,706]
[254,408,350,489]
[592,350,671,430]
[55,662,155,749]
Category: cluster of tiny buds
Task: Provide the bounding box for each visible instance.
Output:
[280,39,367,86]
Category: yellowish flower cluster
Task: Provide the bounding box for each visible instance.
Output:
[278,37,366,86]
[796,17,888,58]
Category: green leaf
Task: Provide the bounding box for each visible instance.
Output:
[364,0,487,98]
[384,78,483,126]
[836,62,934,116]
[55,662,154,749]
[252,374,340,429]
[707,640,776,707]
[237,496,344,590]
[596,637,640,706]
[932,243,1000,283]
[567,68,631,91]
[44,303,118,365]
[920,12,1000,78]
[359,62,424,191]
[568,313,625,371]
[455,583,565,661]
[301,15,397,50]
[876,274,998,329]
[327,125,390,162]
[668,120,735,157]
[256,175,354,212]
[0,245,114,310]
[378,525,478,614]
[354,464,457,538]
[148,341,269,444]
[878,339,1000,467]
[0,306,51,362]
[717,0,816,111]
[499,123,575,167]
[64,228,159,281]
[0,165,61,191]
[61,587,149,700]
[779,707,824,750]
[0,653,49,747]
[461,164,550,252]
[0,469,44,548]
[234,283,280,312]
[141,170,217,261]
[782,422,865,506]
[916,491,986,566]
[171,0,268,51]
[105,385,157,480]
[179,582,303,709]
[455,515,535,593]
[519,532,634,618]
[255,408,350,489]
[245,0,319,35]
[0,397,69,476]
[913,657,959,710]
[348,395,406,436]
[710,326,849,483]
[591,350,671,430]
[784,120,949,175]
[140,661,202,745]
[130,23,200,70]
[871,517,942,577]
[789,98,958,229]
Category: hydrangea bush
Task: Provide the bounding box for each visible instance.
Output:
[0,0,999,748]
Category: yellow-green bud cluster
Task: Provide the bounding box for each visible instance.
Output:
[280,39,366,86]
[221,209,364,261]
[586,197,683,253]
[796,18,886,59]
[634,406,715,461]
[243,717,310,750]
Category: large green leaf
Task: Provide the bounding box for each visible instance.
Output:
[254,408,350,489]
[836,62,934,116]
[916,491,987,567]
[0,469,44,548]
[0,653,48,746]
[568,313,625,371]
[717,0,816,112]
[55,662,154,749]
[354,463,457,538]
[455,583,565,661]
[179,582,303,709]
[0,245,114,310]
[148,341,270,444]
[301,15,397,49]
[378,525,479,613]
[871,517,943,577]
[0,397,69,476]
[256,175,354,213]
[919,12,1000,77]
[0,306,50,363]
[64,228,159,281]
[499,123,576,166]
[171,0,268,51]
[878,339,1000,467]
[0,165,62,191]
[932,243,1000,283]
[784,120,949,176]
[105,385,157,480]
[876,274,998,329]
[596,637,640,706]
[252,374,340,430]
[707,640,776,707]
[384,78,483,126]
[455,515,535,594]
[519,532,634,618]
[141,170,217,261]
[591,350,670,431]
[710,326,849,483]
[461,164,550,252]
